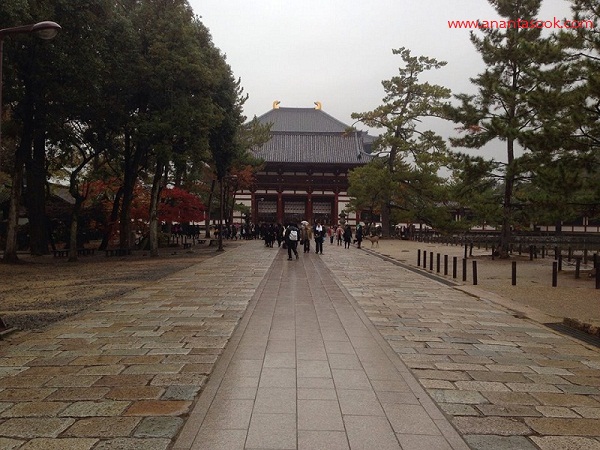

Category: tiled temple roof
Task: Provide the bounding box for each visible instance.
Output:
[253,106,374,165]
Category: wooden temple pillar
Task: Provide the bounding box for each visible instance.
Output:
[306,189,313,224]
[251,191,258,225]
[333,189,339,225]
[277,191,284,224]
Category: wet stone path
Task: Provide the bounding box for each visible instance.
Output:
[0,243,276,449]
[0,240,598,449]
[327,245,600,450]
[174,242,466,450]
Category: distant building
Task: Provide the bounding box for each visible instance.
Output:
[237,101,374,226]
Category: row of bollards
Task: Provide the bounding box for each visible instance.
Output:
[417,249,479,285]
[417,249,600,289]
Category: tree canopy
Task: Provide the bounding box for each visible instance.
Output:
[350,47,452,236]
[0,0,255,261]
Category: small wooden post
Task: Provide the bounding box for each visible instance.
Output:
[472,261,478,285]
[462,258,467,282]
[558,255,563,272]
[595,254,600,290]
[512,261,517,286]
[453,257,457,279]
[444,255,448,276]
[417,249,421,267]
[552,261,558,287]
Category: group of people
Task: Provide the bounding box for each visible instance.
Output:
[282,221,365,260]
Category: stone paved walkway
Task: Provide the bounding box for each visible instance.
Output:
[327,245,600,450]
[0,244,276,449]
[174,244,466,450]
[0,240,599,449]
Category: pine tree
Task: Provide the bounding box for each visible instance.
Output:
[351,47,451,237]
[448,0,562,256]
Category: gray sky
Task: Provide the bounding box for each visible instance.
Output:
[188,0,573,160]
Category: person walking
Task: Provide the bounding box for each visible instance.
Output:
[314,220,325,255]
[336,225,343,246]
[343,224,352,249]
[355,224,363,249]
[284,223,300,260]
[300,222,312,253]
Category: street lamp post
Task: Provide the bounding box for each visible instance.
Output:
[0,21,61,172]
[1,21,61,263]
[217,174,237,252]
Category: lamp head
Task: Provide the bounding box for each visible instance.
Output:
[32,21,61,40]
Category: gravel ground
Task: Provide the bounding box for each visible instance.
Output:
[368,239,600,329]
[0,243,231,329]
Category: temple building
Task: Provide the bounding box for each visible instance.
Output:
[237,101,374,226]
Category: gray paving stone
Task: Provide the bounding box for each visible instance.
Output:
[454,381,511,392]
[17,438,98,450]
[526,418,600,436]
[0,438,23,449]
[0,418,75,438]
[440,403,480,418]
[482,391,540,406]
[161,385,201,401]
[134,417,184,438]
[536,406,581,418]
[59,401,130,417]
[63,417,140,437]
[573,407,600,419]
[429,389,488,404]
[530,436,600,450]
[465,435,538,450]
[476,404,541,417]
[92,438,171,450]
[453,416,531,436]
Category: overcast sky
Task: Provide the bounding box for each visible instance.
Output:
[188,0,574,160]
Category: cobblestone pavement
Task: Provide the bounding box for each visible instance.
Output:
[326,244,600,450]
[0,240,599,449]
[0,243,276,449]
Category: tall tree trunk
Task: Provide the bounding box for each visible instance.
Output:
[3,159,25,263]
[99,187,123,251]
[26,126,50,255]
[68,196,83,263]
[204,179,216,238]
[499,139,515,258]
[119,136,144,249]
[149,162,165,257]
[381,202,391,238]
[2,121,33,263]
[381,136,400,238]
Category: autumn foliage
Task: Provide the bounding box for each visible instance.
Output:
[84,179,205,238]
